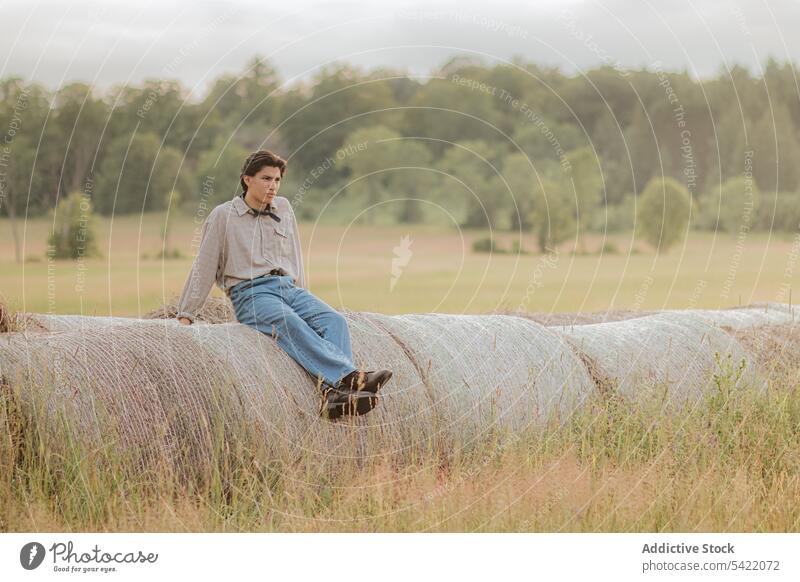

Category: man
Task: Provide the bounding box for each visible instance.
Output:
[176,150,393,420]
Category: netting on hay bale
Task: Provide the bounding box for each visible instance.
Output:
[725,322,800,388]
[0,311,595,474]
[550,307,789,406]
[357,313,596,442]
[0,315,408,471]
[0,324,238,477]
[660,303,796,329]
[496,309,656,327]
[1,303,797,476]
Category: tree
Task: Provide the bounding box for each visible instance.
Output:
[202,56,281,126]
[384,140,438,224]
[0,79,52,261]
[158,190,182,258]
[195,138,250,206]
[0,136,43,263]
[760,191,800,233]
[340,125,402,223]
[499,152,537,231]
[94,132,186,214]
[564,147,603,250]
[279,64,394,183]
[339,126,439,224]
[403,77,500,158]
[749,103,800,193]
[51,83,108,195]
[715,176,760,236]
[47,191,100,259]
[636,176,693,252]
[439,140,509,229]
[624,106,664,196]
[591,113,634,206]
[512,117,583,164]
[530,177,575,253]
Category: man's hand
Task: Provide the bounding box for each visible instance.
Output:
[177,317,192,325]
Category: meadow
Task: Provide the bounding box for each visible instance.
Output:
[2,213,799,317]
[1,213,799,533]
[1,358,798,532]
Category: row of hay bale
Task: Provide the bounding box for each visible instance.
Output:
[0,303,797,474]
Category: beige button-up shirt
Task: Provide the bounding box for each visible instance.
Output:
[176,194,305,323]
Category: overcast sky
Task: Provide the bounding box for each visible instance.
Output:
[1,0,798,99]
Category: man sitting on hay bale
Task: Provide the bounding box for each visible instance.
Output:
[176,149,393,420]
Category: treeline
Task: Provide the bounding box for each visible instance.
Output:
[1,55,799,240]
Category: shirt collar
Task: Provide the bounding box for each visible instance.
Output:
[233,194,276,217]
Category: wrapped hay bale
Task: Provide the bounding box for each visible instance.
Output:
[0,325,240,477]
[0,317,418,472]
[498,309,655,327]
[552,312,762,406]
[724,322,800,388]
[357,312,596,440]
[501,303,794,328]
[2,302,796,476]
[660,304,795,329]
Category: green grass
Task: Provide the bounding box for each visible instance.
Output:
[1,354,798,532]
[2,213,799,532]
[2,214,799,316]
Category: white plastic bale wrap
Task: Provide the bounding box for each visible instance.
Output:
[357,313,596,440]
[1,305,797,473]
[660,304,796,330]
[725,321,800,386]
[0,324,238,473]
[338,312,426,455]
[552,311,767,405]
[5,315,416,466]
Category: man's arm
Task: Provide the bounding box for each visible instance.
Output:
[176,209,223,324]
[289,203,306,289]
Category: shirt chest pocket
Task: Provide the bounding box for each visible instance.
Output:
[262,222,289,258]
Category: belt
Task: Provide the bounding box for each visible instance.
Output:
[228,269,288,297]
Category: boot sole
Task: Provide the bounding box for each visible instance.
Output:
[320,371,393,421]
[321,390,378,420]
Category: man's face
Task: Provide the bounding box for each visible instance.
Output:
[244,165,282,206]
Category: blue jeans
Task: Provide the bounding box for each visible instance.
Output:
[229,275,358,389]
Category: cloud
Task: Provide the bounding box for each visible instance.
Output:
[1,0,798,96]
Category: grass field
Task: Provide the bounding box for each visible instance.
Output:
[2,213,799,533]
[2,213,799,316]
[2,363,798,532]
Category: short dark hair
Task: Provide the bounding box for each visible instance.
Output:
[240,150,287,192]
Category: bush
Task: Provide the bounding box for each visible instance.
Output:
[636,177,693,253]
[604,194,635,233]
[510,239,530,255]
[471,236,496,253]
[530,178,575,253]
[713,176,760,235]
[599,240,619,254]
[46,191,101,260]
[152,248,184,260]
[756,191,800,233]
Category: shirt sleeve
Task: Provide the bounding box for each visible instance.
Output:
[176,209,223,323]
[288,203,306,289]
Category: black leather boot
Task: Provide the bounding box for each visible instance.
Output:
[319,385,378,420]
[338,369,393,393]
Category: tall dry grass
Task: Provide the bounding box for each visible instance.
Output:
[1,350,798,532]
